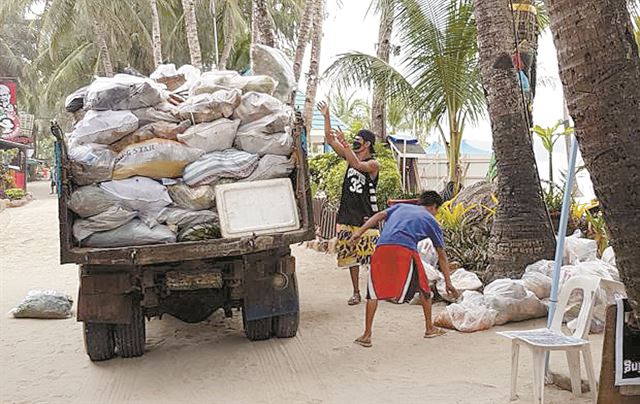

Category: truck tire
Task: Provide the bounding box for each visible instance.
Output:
[242,309,272,341]
[83,322,115,361]
[273,311,299,338]
[114,302,145,358]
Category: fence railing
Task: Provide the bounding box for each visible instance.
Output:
[313,197,338,240]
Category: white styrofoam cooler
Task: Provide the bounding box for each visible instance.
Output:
[215,178,300,238]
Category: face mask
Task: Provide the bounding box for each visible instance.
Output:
[352,141,363,151]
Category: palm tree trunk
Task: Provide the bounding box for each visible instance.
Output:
[150,0,163,67]
[94,20,114,77]
[291,0,315,102]
[546,0,640,312]
[473,0,556,281]
[303,0,325,138]
[252,0,275,47]
[181,0,203,69]
[371,1,394,142]
[219,18,234,69]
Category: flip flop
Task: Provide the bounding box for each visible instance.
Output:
[354,337,372,348]
[424,327,447,338]
[348,294,362,306]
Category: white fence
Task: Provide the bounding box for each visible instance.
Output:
[417,155,491,190]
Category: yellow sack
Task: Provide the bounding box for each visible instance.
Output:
[113,139,204,180]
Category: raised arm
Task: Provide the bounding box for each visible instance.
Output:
[334,128,380,178]
[317,101,346,158]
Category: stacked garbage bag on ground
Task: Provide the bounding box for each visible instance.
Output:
[63,45,297,248]
[416,231,624,333]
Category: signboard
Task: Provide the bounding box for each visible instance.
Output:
[0,80,22,142]
[615,298,640,386]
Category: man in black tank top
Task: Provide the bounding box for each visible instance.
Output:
[318,101,381,306]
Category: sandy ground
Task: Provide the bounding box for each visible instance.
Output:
[0,181,603,404]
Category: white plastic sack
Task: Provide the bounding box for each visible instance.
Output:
[11,290,73,319]
[241,154,294,182]
[83,219,176,248]
[111,120,191,153]
[434,291,497,333]
[190,70,240,96]
[67,141,116,185]
[424,262,442,286]
[112,139,204,180]
[521,271,552,300]
[251,44,296,102]
[85,74,166,110]
[131,106,181,126]
[238,109,292,134]
[601,246,616,267]
[101,176,172,227]
[183,149,260,186]
[65,85,87,112]
[418,238,439,268]
[564,231,598,265]
[150,63,179,80]
[68,185,122,218]
[524,259,555,277]
[178,119,240,152]
[235,131,293,156]
[168,183,216,210]
[484,279,548,325]
[173,64,202,94]
[234,92,283,124]
[158,207,218,228]
[177,89,242,123]
[69,110,138,145]
[73,206,137,242]
[227,75,277,95]
[436,268,482,302]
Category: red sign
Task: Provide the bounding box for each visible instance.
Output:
[0,80,22,141]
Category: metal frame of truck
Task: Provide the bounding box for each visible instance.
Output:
[53,113,315,361]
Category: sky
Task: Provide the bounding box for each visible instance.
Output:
[304,0,595,200]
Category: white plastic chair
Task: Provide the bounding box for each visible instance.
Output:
[497,276,601,404]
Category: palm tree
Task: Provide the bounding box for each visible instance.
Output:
[326,0,484,186]
[303,0,325,136]
[217,0,248,69]
[252,0,275,46]
[181,0,203,69]
[371,0,395,141]
[531,121,573,191]
[545,0,640,311]
[328,90,371,127]
[149,0,163,67]
[291,0,315,101]
[473,0,556,280]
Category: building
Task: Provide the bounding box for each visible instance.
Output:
[293,91,348,155]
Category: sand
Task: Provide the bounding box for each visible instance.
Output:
[0,181,601,403]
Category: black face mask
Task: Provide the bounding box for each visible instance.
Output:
[352,141,363,151]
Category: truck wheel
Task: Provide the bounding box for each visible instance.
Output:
[83,322,115,361]
[114,302,145,358]
[273,311,299,338]
[242,309,272,341]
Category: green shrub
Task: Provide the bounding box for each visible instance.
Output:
[5,188,26,201]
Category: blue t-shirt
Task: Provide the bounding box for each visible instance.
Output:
[377,204,445,251]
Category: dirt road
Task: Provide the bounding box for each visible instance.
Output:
[0,181,601,403]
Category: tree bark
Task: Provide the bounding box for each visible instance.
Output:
[94,20,114,77]
[303,0,325,138]
[181,0,203,69]
[291,0,315,103]
[546,0,640,311]
[474,0,556,281]
[371,1,394,141]
[219,19,234,69]
[253,0,275,47]
[149,0,163,67]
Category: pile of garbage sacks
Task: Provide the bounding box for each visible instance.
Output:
[64,44,297,248]
[417,231,625,334]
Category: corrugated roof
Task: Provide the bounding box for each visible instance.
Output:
[294,91,347,131]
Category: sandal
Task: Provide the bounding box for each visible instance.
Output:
[354,337,372,348]
[424,327,447,338]
[348,293,362,306]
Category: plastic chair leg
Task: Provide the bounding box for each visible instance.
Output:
[532,348,546,404]
[566,349,582,396]
[511,340,520,401]
[581,345,598,403]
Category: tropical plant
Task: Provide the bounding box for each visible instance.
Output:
[291,0,315,100]
[531,120,574,191]
[370,0,396,140]
[546,0,640,313]
[436,199,476,232]
[303,0,325,135]
[327,90,371,128]
[474,0,556,281]
[325,0,484,186]
[4,188,26,201]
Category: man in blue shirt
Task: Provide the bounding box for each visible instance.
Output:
[349,191,458,347]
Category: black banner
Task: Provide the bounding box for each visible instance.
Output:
[615,298,640,386]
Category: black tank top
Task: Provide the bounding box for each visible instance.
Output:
[337,159,379,227]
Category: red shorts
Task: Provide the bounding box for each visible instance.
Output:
[367,245,431,302]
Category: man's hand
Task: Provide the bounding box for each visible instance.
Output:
[348,232,362,246]
[332,128,348,148]
[445,282,459,299]
[317,101,330,118]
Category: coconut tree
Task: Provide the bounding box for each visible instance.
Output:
[328,89,371,127]
[371,0,395,141]
[149,0,163,67]
[217,0,249,69]
[474,0,556,280]
[546,0,640,311]
[252,0,275,46]
[302,0,325,136]
[181,0,203,69]
[326,0,484,186]
[291,0,315,101]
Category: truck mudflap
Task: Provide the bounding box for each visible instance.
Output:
[77,272,135,324]
[242,250,298,322]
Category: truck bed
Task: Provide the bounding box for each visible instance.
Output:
[57,118,315,266]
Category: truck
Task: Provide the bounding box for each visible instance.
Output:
[51,113,315,361]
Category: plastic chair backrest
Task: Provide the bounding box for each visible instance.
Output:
[550,275,601,339]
